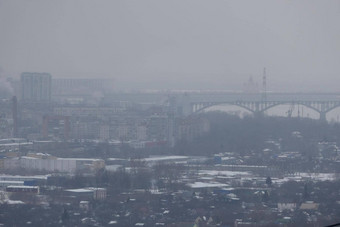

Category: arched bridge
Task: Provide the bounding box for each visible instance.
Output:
[191,100,340,120]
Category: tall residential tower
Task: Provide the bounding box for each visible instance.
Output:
[21,72,52,102]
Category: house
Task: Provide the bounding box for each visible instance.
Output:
[278,203,296,212]
[300,201,319,210]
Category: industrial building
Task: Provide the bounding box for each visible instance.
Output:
[3,156,105,174]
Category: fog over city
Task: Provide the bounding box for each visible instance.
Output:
[1,1,340,227]
[0,0,340,91]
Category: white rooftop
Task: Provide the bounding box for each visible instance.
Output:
[187,182,229,189]
[143,156,189,162]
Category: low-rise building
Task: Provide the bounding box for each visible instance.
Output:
[3,156,105,173]
[278,203,297,212]
[65,188,107,200]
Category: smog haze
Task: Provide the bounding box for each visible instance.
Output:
[0,0,340,91]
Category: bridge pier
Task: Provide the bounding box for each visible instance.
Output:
[254,111,264,118]
[319,112,327,121]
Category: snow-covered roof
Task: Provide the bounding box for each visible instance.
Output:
[0,175,50,180]
[199,170,251,177]
[65,189,93,193]
[143,156,189,162]
[7,185,39,189]
[0,180,24,184]
[187,182,229,189]
[65,187,106,193]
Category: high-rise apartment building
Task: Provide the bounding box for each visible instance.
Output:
[21,72,52,102]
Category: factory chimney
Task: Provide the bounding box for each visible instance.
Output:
[12,96,18,137]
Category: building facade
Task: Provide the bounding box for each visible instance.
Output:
[21,72,52,102]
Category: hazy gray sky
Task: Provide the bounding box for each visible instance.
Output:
[0,0,339,91]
